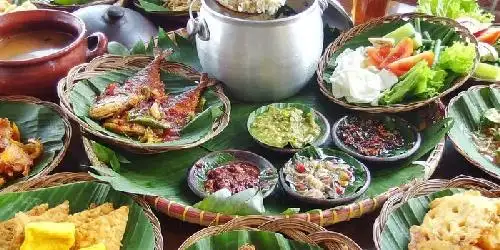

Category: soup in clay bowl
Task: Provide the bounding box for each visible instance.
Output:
[0,10,108,98]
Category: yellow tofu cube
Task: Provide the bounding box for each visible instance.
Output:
[20,222,76,250]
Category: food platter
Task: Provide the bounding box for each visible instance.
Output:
[1,172,163,249]
[179,216,362,250]
[0,96,71,189]
[447,84,500,180]
[31,0,117,12]
[2,0,500,248]
[82,98,448,226]
[317,13,478,113]
[58,54,230,154]
[373,176,500,250]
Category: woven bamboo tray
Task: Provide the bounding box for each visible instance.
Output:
[447,84,500,180]
[179,216,362,250]
[317,13,478,113]
[0,96,72,188]
[372,176,500,250]
[83,106,446,227]
[1,172,164,250]
[33,0,118,12]
[57,54,230,154]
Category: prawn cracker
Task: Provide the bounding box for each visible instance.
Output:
[0,201,69,250]
[74,206,129,250]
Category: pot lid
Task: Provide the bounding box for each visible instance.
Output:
[74,5,158,49]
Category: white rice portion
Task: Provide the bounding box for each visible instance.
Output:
[217,0,286,15]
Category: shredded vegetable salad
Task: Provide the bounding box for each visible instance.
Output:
[283,156,355,199]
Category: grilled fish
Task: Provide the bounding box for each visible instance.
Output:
[89,53,168,120]
[162,73,214,134]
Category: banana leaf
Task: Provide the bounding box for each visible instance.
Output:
[88,99,451,215]
[322,19,465,106]
[447,85,500,179]
[69,69,225,147]
[87,26,451,217]
[0,181,155,250]
[379,188,464,250]
[186,230,322,250]
[0,100,66,186]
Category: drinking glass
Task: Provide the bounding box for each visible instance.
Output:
[352,0,390,25]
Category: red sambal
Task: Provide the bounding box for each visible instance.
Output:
[337,116,404,157]
[203,161,260,194]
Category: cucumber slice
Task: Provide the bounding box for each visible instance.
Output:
[474,63,500,80]
[413,32,423,49]
[383,23,416,44]
[481,108,500,128]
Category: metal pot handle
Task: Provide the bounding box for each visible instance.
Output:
[186,0,210,41]
[318,0,328,13]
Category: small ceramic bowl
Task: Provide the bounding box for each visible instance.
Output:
[279,146,371,206]
[187,150,278,199]
[331,114,421,162]
[247,103,330,154]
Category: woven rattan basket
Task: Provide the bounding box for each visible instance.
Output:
[447,84,500,180]
[82,99,446,226]
[372,176,500,250]
[57,54,230,154]
[179,216,361,250]
[0,96,72,187]
[33,0,118,12]
[1,172,164,250]
[317,13,478,113]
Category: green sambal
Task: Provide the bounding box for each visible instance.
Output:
[249,106,320,148]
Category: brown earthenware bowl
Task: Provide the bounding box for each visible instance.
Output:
[0,10,108,98]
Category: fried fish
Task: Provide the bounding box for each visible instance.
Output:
[89,53,168,120]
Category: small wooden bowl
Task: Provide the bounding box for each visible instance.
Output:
[279,147,371,206]
[188,149,278,199]
[331,114,421,162]
[247,103,330,154]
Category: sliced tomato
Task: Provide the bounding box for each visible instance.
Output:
[366,45,392,68]
[379,38,414,68]
[386,51,434,77]
[477,28,500,45]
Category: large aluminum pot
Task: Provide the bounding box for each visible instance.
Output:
[187,0,327,102]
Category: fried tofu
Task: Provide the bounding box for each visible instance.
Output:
[0,203,49,250]
[73,206,129,250]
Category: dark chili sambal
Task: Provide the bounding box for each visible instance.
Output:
[203,161,260,194]
[336,116,404,157]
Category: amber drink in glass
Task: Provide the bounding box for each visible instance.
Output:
[352,0,390,25]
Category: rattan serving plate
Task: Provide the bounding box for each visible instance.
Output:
[317,13,478,113]
[373,176,500,250]
[0,96,71,189]
[33,0,118,12]
[1,172,163,250]
[447,84,500,180]
[179,216,361,250]
[83,99,446,227]
[57,54,230,154]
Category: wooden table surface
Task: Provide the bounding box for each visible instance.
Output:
[55,0,500,249]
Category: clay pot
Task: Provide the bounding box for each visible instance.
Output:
[0,10,108,98]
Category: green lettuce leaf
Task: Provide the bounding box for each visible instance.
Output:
[417,0,494,23]
[381,61,434,104]
[438,42,476,74]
